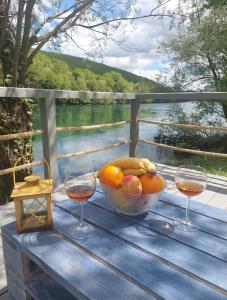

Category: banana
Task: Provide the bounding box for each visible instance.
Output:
[111,157,156,173]
[97,157,156,178]
[110,157,145,170]
[122,168,146,176]
[140,158,156,173]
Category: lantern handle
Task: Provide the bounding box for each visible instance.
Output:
[13,155,51,188]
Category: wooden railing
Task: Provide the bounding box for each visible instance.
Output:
[1,87,227,186]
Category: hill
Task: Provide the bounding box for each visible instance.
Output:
[43,51,167,92]
[27,51,170,104]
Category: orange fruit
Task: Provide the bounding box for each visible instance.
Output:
[140,173,165,194]
[99,165,123,189]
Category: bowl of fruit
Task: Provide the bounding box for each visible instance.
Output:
[97,157,165,216]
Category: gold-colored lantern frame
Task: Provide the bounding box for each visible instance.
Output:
[12,155,53,234]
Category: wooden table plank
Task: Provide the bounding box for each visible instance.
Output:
[0,269,6,294]
[97,189,227,239]
[160,192,227,222]
[53,206,226,300]
[2,188,227,300]
[56,198,227,293]
[150,200,227,239]
[0,290,8,300]
[91,193,227,262]
[2,223,156,300]
[25,273,77,300]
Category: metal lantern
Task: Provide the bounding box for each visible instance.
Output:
[11,156,53,234]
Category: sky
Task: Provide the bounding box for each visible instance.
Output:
[58,0,179,84]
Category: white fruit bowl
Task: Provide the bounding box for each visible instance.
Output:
[100,181,165,216]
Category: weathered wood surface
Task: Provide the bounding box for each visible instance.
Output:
[129,97,140,157]
[1,165,227,299]
[0,87,136,99]
[0,290,8,300]
[0,87,227,101]
[2,184,227,300]
[39,98,58,185]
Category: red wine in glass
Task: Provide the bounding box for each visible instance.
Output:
[66,185,96,202]
[174,165,207,232]
[65,171,96,239]
[176,181,205,197]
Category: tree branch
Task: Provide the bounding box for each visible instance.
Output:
[150,0,171,15]
[19,0,36,81]
[32,4,76,37]
[75,12,178,30]
[0,0,11,56]
[21,0,36,53]
[34,0,94,43]
[182,75,214,88]
[65,31,87,53]
[12,0,25,86]
[27,0,94,69]
[206,54,220,89]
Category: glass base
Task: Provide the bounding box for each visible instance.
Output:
[72,222,93,239]
[136,220,173,236]
[149,220,174,234]
[174,218,198,232]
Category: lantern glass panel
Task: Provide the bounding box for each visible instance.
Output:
[20,197,48,230]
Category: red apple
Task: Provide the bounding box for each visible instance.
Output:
[121,176,142,194]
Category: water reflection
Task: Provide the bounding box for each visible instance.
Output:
[33,102,194,181]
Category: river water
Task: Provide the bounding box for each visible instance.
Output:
[33,101,194,181]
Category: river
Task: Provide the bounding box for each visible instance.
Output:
[33,101,194,181]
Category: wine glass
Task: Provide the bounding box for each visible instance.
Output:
[64,169,96,239]
[174,165,207,232]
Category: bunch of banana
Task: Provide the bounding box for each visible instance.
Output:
[97,157,156,177]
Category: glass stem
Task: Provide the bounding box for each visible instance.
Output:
[185,197,191,221]
[79,202,84,226]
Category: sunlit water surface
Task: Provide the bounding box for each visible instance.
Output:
[33,102,195,181]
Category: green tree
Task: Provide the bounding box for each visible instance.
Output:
[156,0,227,156]
[27,54,75,89]
[155,101,227,151]
[162,4,227,91]
[205,0,227,8]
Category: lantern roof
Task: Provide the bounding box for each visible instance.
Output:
[11,179,53,198]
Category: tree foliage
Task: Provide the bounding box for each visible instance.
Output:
[162,0,227,91]
[26,52,166,104]
[155,0,227,158]
[155,101,227,152]
[205,0,227,8]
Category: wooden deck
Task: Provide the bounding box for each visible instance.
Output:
[1,163,227,299]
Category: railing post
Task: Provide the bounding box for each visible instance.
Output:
[129,96,141,157]
[39,97,58,186]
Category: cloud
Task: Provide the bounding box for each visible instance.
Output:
[59,0,178,83]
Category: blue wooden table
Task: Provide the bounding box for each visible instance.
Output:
[2,190,227,300]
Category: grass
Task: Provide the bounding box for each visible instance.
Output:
[177,156,227,177]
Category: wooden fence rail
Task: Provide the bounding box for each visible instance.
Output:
[0,121,130,142]
[0,141,130,176]
[139,119,227,132]
[1,87,227,185]
[1,87,227,100]
[0,130,44,141]
[2,119,227,143]
[139,139,227,158]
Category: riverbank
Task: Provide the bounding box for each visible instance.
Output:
[176,156,227,177]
